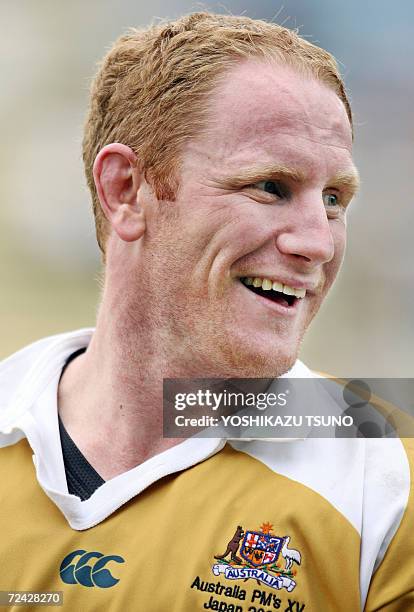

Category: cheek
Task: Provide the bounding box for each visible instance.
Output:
[334,221,347,260]
[326,223,346,280]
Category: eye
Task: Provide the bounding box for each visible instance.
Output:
[323,193,339,207]
[322,191,345,219]
[252,180,286,198]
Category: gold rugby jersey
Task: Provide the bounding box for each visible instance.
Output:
[0,329,413,611]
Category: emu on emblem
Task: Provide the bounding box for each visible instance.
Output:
[240,530,283,567]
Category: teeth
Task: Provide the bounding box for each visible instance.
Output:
[294,287,306,299]
[241,277,306,298]
[282,285,296,296]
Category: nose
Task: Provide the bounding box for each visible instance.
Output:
[275,194,335,265]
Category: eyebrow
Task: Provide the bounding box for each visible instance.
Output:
[329,169,361,195]
[216,163,360,196]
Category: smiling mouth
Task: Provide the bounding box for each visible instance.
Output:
[240,276,306,308]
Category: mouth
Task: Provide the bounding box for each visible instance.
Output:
[239,276,306,309]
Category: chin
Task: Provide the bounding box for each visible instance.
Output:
[214,336,300,379]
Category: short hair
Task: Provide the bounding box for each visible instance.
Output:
[82,12,353,254]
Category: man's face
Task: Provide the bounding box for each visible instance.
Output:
[141,60,358,377]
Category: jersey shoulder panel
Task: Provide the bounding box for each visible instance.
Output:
[364,437,414,611]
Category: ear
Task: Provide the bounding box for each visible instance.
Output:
[93,143,146,242]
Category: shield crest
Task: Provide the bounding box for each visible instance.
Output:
[240,530,283,567]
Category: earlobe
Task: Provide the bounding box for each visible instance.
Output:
[93,143,146,243]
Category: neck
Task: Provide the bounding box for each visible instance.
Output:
[57,274,216,480]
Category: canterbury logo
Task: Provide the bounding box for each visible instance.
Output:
[60,550,125,588]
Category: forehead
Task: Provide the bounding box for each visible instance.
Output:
[194,59,355,181]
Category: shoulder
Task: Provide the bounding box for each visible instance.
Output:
[364,438,414,610]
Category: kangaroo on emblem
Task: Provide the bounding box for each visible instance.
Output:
[214,525,244,564]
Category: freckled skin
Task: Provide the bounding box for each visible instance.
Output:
[139,60,357,378]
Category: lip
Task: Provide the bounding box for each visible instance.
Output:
[238,279,301,317]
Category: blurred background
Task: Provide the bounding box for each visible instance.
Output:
[0,0,412,376]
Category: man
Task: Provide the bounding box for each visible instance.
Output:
[0,12,412,611]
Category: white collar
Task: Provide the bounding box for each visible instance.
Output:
[0,328,315,529]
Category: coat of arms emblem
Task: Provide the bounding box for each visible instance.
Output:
[212,522,301,592]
